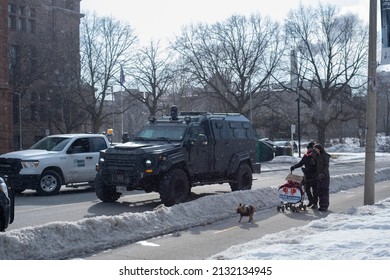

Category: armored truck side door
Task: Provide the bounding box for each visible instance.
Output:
[187,127,210,175]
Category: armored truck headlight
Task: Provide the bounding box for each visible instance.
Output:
[158,155,167,161]
[145,159,152,167]
[21,160,40,168]
[99,157,105,164]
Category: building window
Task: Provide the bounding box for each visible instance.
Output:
[28,19,36,33]
[8,4,16,14]
[8,15,16,29]
[8,45,18,74]
[18,17,26,31]
[18,6,25,16]
[29,8,36,18]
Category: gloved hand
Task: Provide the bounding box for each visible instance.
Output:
[319,173,325,181]
[290,166,295,172]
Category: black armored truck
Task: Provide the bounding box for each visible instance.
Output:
[95,106,261,206]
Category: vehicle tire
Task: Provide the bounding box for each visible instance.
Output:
[95,173,120,202]
[36,170,62,196]
[230,162,253,191]
[159,168,190,207]
[0,217,5,232]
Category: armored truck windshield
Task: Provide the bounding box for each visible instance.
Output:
[134,125,188,142]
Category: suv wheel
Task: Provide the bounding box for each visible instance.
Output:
[95,173,121,202]
[159,168,190,207]
[37,170,62,196]
[230,163,253,191]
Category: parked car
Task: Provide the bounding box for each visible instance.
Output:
[269,140,294,156]
[0,134,110,195]
[0,175,15,231]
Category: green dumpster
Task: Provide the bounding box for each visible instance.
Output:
[257,139,275,162]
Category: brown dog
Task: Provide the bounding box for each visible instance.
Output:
[237,203,256,223]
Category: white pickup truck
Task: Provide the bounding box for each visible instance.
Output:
[0,134,110,195]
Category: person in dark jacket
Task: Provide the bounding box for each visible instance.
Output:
[290,141,318,208]
[313,143,331,212]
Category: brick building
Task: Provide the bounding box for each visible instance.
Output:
[0,0,13,154]
[0,0,82,153]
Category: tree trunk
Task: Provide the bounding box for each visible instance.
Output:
[316,122,327,146]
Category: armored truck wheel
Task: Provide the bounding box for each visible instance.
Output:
[95,173,121,202]
[230,162,253,191]
[37,170,62,196]
[159,168,190,207]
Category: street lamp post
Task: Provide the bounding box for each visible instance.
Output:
[250,90,253,122]
[244,75,253,122]
[364,0,377,205]
[15,92,22,150]
[291,49,301,157]
[297,89,301,157]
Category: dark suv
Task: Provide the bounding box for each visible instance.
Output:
[0,175,15,231]
[95,106,261,206]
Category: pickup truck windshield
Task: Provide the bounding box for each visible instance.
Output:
[30,137,72,151]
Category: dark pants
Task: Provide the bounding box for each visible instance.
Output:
[304,177,318,205]
[317,177,330,209]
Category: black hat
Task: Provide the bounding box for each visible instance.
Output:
[307,141,315,149]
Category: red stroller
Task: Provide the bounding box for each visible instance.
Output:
[277,172,306,212]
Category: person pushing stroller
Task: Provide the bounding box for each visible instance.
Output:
[290,141,318,209]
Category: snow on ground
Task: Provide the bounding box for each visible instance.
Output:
[1,139,390,260]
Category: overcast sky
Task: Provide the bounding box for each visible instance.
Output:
[80,0,370,45]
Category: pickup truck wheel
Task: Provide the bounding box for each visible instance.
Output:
[159,169,190,207]
[37,170,62,196]
[95,173,120,202]
[230,163,252,191]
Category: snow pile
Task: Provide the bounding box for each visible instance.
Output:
[0,186,278,259]
[211,197,390,260]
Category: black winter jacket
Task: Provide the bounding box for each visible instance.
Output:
[291,151,316,179]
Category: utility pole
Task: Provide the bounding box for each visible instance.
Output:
[364,0,377,205]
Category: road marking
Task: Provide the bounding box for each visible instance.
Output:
[214,225,239,234]
[136,241,160,247]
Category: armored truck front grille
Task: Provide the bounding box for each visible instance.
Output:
[104,154,137,170]
[0,158,22,175]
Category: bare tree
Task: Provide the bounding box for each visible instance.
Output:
[78,13,137,133]
[172,14,284,119]
[282,3,368,145]
[122,40,174,117]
